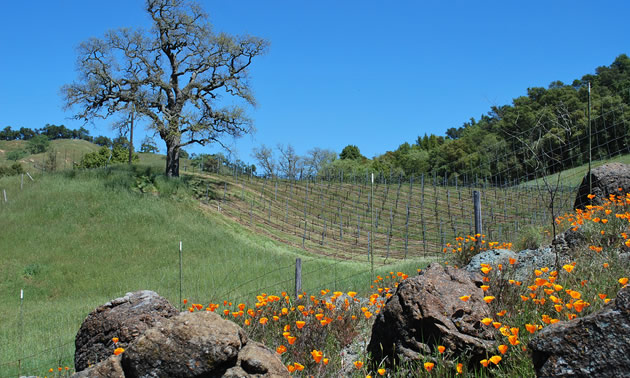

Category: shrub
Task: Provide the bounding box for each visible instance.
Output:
[79,146,138,169]
[27,135,50,154]
[6,149,27,161]
[0,162,24,177]
[515,226,544,251]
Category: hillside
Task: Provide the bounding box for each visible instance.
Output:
[0,165,423,376]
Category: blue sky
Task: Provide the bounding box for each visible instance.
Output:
[1,1,628,164]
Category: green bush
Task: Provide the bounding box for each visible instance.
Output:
[0,162,24,177]
[79,146,139,169]
[6,149,27,161]
[515,225,544,251]
[27,135,50,154]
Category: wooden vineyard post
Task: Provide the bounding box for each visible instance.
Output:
[339,207,343,241]
[474,190,482,251]
[421,173,427,254]
[295,258,302,298]
[405,204,410,259]
[370,173,374,280]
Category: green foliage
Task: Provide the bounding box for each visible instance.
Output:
[27,134,50,154]
[339,145,363,160]
[140,137,159,153]
[0,162,24,177]
[515,226,545,251]
[6,149,27,161]
[79,146,139,169]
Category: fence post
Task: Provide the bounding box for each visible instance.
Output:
[473,190,482,250]
[294,258,302,298]
[179,241,183,311]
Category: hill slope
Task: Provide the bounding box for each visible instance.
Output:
[0,166,423,376]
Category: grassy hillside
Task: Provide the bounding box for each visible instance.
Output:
[521,153,630,188]
[0,165,425,376]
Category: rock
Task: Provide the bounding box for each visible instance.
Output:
[464,248,517,273]
[574,162,630,210]
[529,285,630,377]
[367,263,495,369]
[465,247,568,283]
[552,228,587,255]
[74,290,179,372]
[121,311,289,377]
[225,341,288,377]
[72,355,124,378]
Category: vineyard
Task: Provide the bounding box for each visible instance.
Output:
[190,170,577,264]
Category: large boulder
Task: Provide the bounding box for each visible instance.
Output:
[74,290,179,371]
[72,311,289,378]
[367,263,495,368]
[529,285,630,377]
[574,162,630,210]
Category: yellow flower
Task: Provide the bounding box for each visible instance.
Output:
[295,320,305,329]
[483,296,495,303]
[481,318,493,326]
[459,295,470,302]
[619,277,629,285]
[489,355,502,365]
[498,344,508,354]
[113,347,125,356]
[353,360,364,369]
[562,264,574,273]
[112,337,119,344]
[378,368,386,375]
[276,345,287,354]
[424,362,435,372]
[456,363,463,374]
[437,345,445,353]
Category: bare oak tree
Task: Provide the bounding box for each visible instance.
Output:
[251,144,276,177]
[277,144,301,180]
[62,0,268,177]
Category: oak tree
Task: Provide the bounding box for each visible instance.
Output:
[62,0,268,176]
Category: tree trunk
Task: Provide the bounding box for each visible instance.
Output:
[165,136,181,177]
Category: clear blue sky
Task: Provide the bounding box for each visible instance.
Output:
[1,1,628,164]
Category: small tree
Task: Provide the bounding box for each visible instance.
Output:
[339,145,363,160]
[277,144,301,179]
[252,144,276,177]
[62,0,268,177]
[140,136,159,153]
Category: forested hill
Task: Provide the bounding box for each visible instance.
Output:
[326,54,630,183]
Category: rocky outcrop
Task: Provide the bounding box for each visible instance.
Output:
[74,290,179,372]
[464,248,517,273]
[72,305,288,377]
[529,285,630,377]
[367,263,495,368]
[465,247,570,282]
[574,162,630,210]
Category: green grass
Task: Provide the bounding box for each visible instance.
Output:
[0,165,427,376]
[521,153,630,188]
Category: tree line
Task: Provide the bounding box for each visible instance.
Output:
[307,54,630,184]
